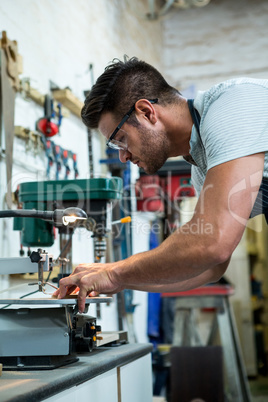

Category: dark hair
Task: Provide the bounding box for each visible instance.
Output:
[81,56,180,129]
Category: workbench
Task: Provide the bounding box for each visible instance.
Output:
[0,343,153,402]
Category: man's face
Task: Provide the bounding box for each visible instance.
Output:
[99,112,169,175]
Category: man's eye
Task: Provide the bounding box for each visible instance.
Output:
[117,133,125,142]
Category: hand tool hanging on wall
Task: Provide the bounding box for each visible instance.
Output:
[54,144,62,180]
[36,95,62,138]
[84,63,95,178]
[41,138,54,179]
[62,150,70,180]
[72,153,79,179]
[56,102,63,128]
[0,31,22,208]
[40,136,74,180]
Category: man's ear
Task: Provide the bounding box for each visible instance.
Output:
[135,99,157,125]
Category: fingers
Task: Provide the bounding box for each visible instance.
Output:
[53,272,94,313]
[52,263,116,312]
[77,286,89,313]
[52,288,60,297]
[52,264,91,296]
[52,285,77,298]
[52,265,89,298]
[56,276,80,298]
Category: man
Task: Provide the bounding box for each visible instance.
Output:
[53,57,268,313]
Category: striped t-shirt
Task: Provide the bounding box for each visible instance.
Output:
[190,77,268,198]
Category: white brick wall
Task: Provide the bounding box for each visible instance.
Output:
[162,0,268,92]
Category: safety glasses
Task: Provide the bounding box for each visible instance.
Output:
[106,99,158,150]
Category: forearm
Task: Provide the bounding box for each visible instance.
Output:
[111,219,230,289]
[126,259,230,293]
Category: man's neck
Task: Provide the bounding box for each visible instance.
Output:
[163,97,193,157]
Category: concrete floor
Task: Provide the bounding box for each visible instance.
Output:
[250,376,268,401]
[153,376,268,401]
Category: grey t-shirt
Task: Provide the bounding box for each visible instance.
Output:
[189,77,268,196]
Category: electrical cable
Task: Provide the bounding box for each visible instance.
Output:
[56,232,74,261]
[0,269,53,309]
[0,282,30,294]
[0,289,39,309]
[0,209,53,220]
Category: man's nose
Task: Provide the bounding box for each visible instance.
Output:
[119,149,131,163]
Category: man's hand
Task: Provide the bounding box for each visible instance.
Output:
[53,263,123,313]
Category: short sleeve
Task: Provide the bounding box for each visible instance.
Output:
[201,83,268,171]
[191,165,205,197]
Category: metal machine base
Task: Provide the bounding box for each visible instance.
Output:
[0,298,112,371]
[0,354,79,371]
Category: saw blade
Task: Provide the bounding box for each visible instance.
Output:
[0,48,16,209]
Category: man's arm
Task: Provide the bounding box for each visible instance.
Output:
[55,153,264,312]
[127,259,230,293]
[111,153,264,283]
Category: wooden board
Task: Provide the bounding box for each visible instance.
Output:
[19,81,70,117]
[52,89,83,117]
[96,331,120,347]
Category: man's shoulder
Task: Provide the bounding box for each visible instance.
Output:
[195,77,268,113]
[209,76,268,90]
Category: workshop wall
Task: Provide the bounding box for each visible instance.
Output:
[0,0,162,333]
[162,0,268,93]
